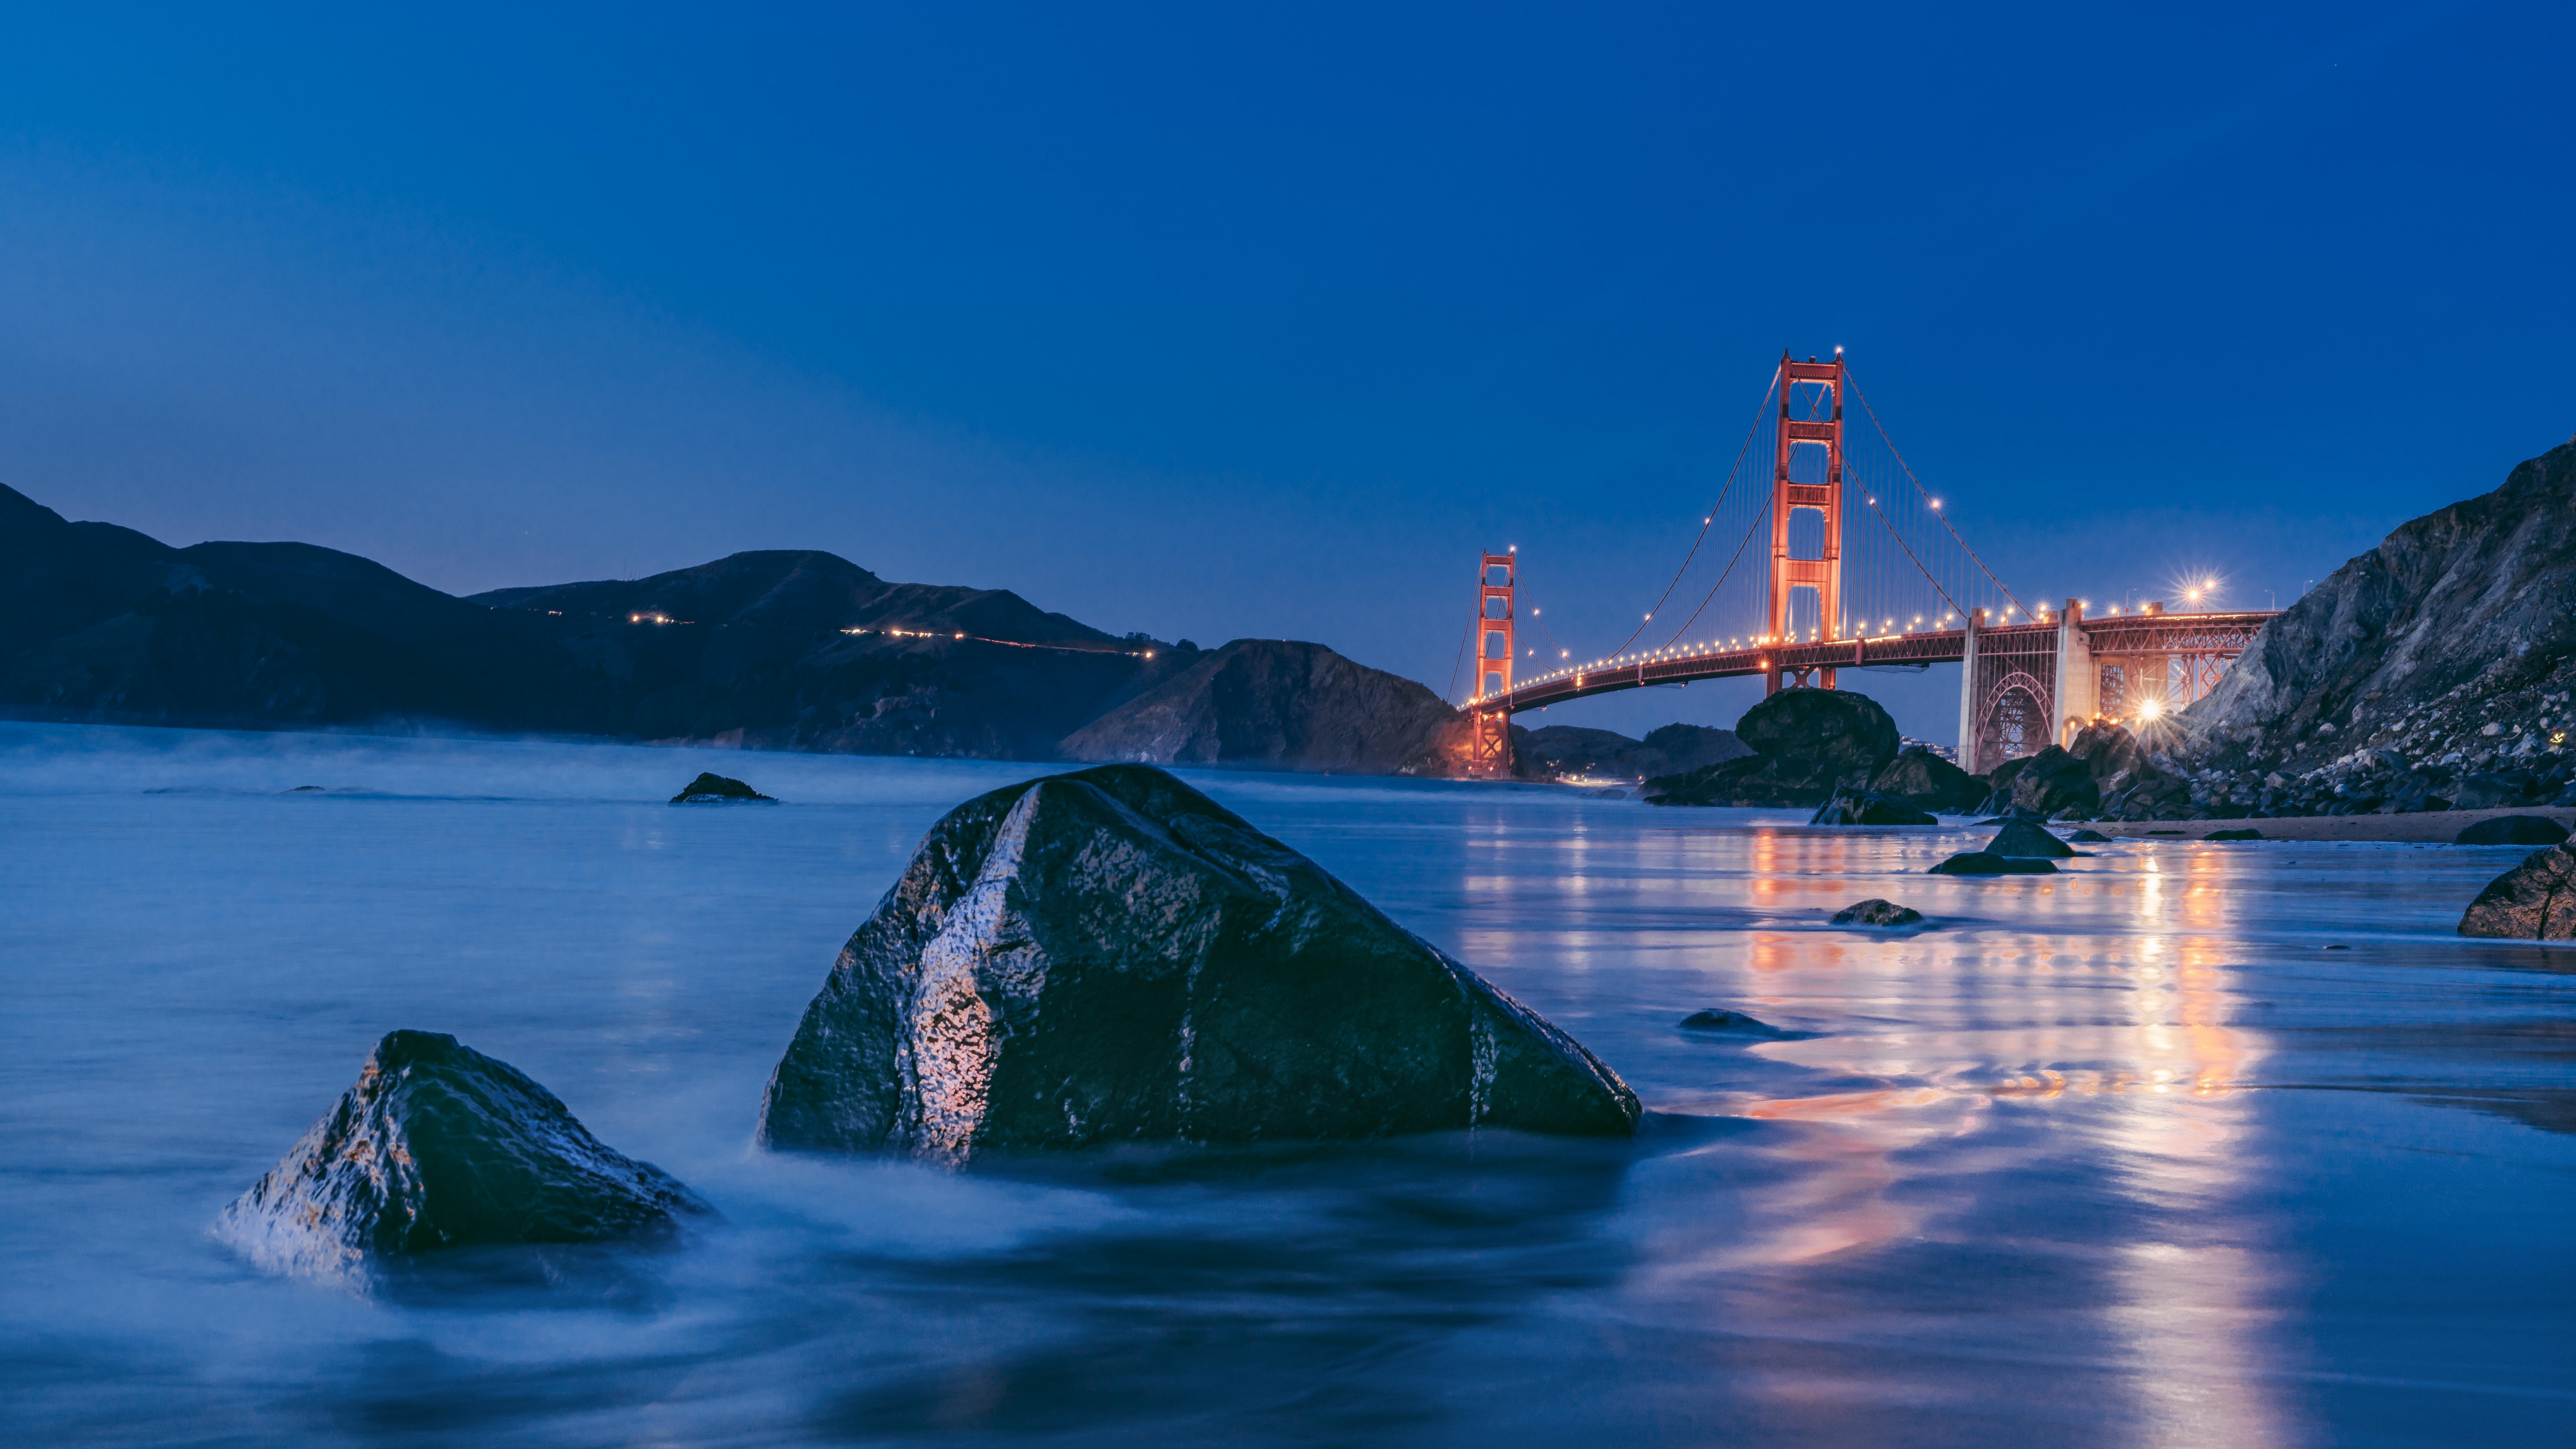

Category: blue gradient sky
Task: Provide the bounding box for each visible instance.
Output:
[3,3,2569,742]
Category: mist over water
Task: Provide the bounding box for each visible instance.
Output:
[1,721,2569,1446]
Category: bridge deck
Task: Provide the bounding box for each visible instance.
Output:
[1482,611,2277,715]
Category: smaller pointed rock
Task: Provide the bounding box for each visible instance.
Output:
[1987,818,2074,858]
[672,772,775,803]
[1830,898,1924,926]
[1678,1009,1797,1038]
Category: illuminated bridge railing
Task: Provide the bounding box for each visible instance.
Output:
[1478,611,2277,718]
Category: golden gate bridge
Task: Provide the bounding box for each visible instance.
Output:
[1459,351,2276,778]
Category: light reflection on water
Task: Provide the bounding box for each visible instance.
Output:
[0,723,2571,1447]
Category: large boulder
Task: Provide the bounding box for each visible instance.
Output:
[214,1031,708,1281]
[2456,815,2572,846]
[1868,744,1984,812]
[2457,844,2576,939]
[1734,686,1900,773]
[1644,688,1899,807]
[756,765,1640,1160]
[2453,772,2535,811]
[2006,746,2101,817]
[1809,788,1938,826]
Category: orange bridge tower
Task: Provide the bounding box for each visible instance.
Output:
[1467,550,1516,776]
[1766,351,1845,693]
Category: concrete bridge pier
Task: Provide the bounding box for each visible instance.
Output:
[2053,598,2095,749]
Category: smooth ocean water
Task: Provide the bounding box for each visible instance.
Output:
[1,721,2569,1447]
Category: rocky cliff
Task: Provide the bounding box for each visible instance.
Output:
[2169,441,2576,816]
[1058,639,1465,774]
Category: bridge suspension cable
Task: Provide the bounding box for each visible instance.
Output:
[1846,371,2034,626]
[1603,365,1780,661]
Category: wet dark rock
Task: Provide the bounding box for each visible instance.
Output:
[1868,744,1984,812]
[2206,828,2265,841]
[2457,844,2576,940]
[213,1030,708,1281]
[672,771,775,803]
[1830,898,1924,926]
[2006,746,2101,818]
[757,765,1641,1160]
[1929,852,2058,875]
[1987,818,2075,858]
[2067,828,2112,843]
[1809,789,1938,826]
[1677,1009,1800,1038]
[2452,772,2534,811]
[1644,689,1899,807]
[2455,815,2572,846]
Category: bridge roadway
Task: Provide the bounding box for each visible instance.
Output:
[1482,609,2279,717]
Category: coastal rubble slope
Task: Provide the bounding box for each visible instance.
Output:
[2176,441,2576,815]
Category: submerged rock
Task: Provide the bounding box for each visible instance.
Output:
[1930,851,2058,875]
[1677,1008,1797,1038]
[2206,828,2265,841]
[756,765,1641,1160]
[1988,818,2075,859]
[673,772,774,803]
[2457,844,2576,940]
[2067,828,2112,843]
[1830,898,1924,926]
[2455,815,2571,846]
[1809,789,1938,826]
[214,1031,708,1281]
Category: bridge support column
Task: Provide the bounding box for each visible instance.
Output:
[2054,599,2095,747]
[1468,708,1513,778]
[1956,609,1981,775]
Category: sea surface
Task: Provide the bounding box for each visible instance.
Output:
[1,721,2570,1447]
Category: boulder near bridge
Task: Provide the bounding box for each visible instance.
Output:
[1462,353,2276,777]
